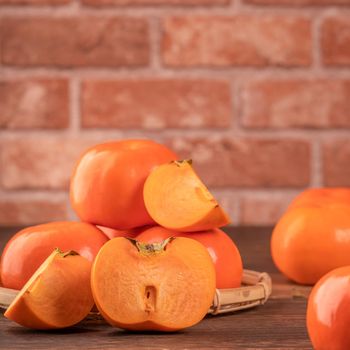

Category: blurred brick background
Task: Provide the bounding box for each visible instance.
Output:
[0,0,349,227]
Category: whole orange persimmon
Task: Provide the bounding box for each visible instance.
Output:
[307,266,350,350]
[289,188,350,210]
[0,222,107,290]
[271,188,350,285]
[137,226,243,289]
[70,140,177,230]
[97,225,150,240]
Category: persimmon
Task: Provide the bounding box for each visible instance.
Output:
[143,160,230,232]
[97,225,150,240]
[0,222,107,290]
[271,190,350,285]
[137,226,243,289]
[91,237,216,331]
[70,140,177,230]
[288,188,350,210]
[5,249,94,330]
[307,266,350,350]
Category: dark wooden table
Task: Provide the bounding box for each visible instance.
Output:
[0,227,313,349]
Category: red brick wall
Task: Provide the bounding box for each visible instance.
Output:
[0,0,349,226]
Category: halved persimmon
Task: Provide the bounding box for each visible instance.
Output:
[91,237,216,331]
[143,160,230,232]
[5,249,94,330]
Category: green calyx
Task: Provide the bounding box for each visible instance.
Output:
[54,247,79,258]
[173,159,193,167]
[128,237,175,256]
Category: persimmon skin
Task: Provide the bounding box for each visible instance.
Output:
[0,222,107,290]
[289,188,350,210]
[137,226,243,289]
[70,140,177,230]
[97,225,151,240]
[5,250,94,330]
[307,266,350,350]
[91,237,216,331]
[271,202,350,285]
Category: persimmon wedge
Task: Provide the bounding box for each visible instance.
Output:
[5,249,94,330]
[91,237,216,331]
[143,160,230,232]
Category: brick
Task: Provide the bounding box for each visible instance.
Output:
[323,139,350,186]
[241,79,350,129]
[0,197,68,226]
[162,16,311,67]
[0,0,69,4]
[1,138,97,190]
[0,79,69,129]
[82,79,231,129]
[239,194,295,226]
[166,137,311,187]
[1,17,149,67]
[245,0,350,5]
[211,190,239,224]
[322,17,350,66]
[83,0,228,5]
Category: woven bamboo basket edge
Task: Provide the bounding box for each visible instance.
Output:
[0,269,272,316]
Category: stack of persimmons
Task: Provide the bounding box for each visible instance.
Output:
[1,139,350,349]
[0,140,243,332]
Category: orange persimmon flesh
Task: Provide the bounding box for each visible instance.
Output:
[91,237,216,331]
[5,249,94,330]
[143,160,230,232]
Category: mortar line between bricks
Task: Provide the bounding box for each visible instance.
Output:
[74,0,82,9]
[229,199,240,225]
[0,148,4,205]
[1,6,350,16]
[66,199,76,221]
[232,193,241,225]
[232,0,243,12]
[0,1,80,16]
[311,140,323,187]
[0,187,303,198]
[68,77,81,134]
[1,128,349,140]
[2,68,350,81]
[149,16,162,72]
[232,2,350,14]
[311,12,323,72]
[212,188,303,196]
[230,79,241,133]
[0,190,69,199]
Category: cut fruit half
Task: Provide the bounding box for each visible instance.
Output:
[4,249,94,330]
[91,237,216,331]
[143,160,230,232]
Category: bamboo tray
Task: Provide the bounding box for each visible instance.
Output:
[0,269,271,316]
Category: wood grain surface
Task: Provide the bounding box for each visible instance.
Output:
[0,226,313,349]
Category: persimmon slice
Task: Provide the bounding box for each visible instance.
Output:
[91,237,216,331]
[143,160,230,232]
[5,249,94,330]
